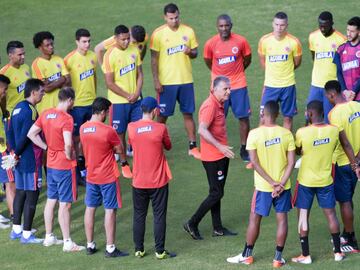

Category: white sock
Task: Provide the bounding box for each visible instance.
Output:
[63,238,72,247]
[45,233,53,239]
[106,244,115,253]
[87,242,95,249]
[12,224,22,234]
[22,230,31,239]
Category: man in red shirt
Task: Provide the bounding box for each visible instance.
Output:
[204,14,252,162]
[80,97,129,258]
[184,76,236,240]
[27,87,84,252]
[127,96,175,259]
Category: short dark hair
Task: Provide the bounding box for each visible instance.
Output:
[75,28,91,40]
[213,76,230,88]
[217,14,232,25]
[264,100,279,117]
[24,79,44,98]
[6,41,24,54]
[164,3,179,14]
[131,25,146,43]
[0,74,10,85]
[114,25,129,35]
[33,31,54,48]
[140,104,153,113]
[58,87,75,101]
[92,97,112,114]
[274,11,288,20]
[348,16,360,29]
[324,80,341,93]
[307,100,324,116]
[319,11,333,22]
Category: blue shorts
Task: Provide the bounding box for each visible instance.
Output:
[15,168,42,191]
[0,151,14,184]
[47,167,76,203]
[69,105,92,136]
[294,183,336,209]
[334,164,357,203]
[158,83,195,116]
[85,181,122,209]
[251,189,292,216]
[307,85,333,123]
[224,87,251,118]
[110,100,142,133]
[260,85,297,117]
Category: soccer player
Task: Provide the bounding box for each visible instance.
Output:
[27,87,85,252]
[325,80,360,252]
[32,31,69,113]
[292,100,344,264]
[203,14,252,162]
[227,100,295,267]
[307,11,346,123]
[0,74,14,229]
[184,76,236,240]
[80,97,129,258]
[150,3,201,159]
[258,12,302,131]
[95,25,148,64]
[333,16,360,101]
[64,28,97,183]
[7,78,45,243]
[128,96,175,259]
[0,41,31,114]
[102,24,143,179]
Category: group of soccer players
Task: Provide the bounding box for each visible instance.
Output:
[0,2,359,267]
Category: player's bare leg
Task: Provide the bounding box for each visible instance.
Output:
[104,209,116,245]
[84,207,96,243]
[276,213,288,247]
[5,182,15,216]
[157,115,167,124]
[339,202,354,233]
[246,212,262,245]
[44,198,57,234]
[117,132,132,178]
[283,116,293,131]
[183,113,196,142]
[239,117,250,161]
[58,202,71,239]
[323,208,340,234]
[118,133,127,162]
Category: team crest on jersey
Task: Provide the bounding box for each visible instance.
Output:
[48,72,61,82]
[315,51,334,60]
[313,138,330,146]
[356,51,360,58]
[25,71,30,77]
[131,54,136,60]
[265,137,281,147]
[17,82,26,93]
[137,125,152,134]
[83,127,96,133]
[331,43,337,49]
[79,69,94,80]
[182,36,188,42]
[349,111,360,123]
[285,46,290,52]
[12,108,21,116]
[232,47,238,54]
[342,60,359,71]
[90,60,95,65]
[56,63,62,69]
[218,56,236,65]
[46,113,57,119]
[268,55,288,62]
[167,45,185,55]
[120,63,135,76]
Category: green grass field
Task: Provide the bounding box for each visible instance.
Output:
[1,0,360,269]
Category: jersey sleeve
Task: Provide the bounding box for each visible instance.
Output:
[328,111,344,132]
[199,103,216,126]
[246,130,257,150]
[162,125,172,150]
[295,129,302,148]
[242,38,252,56]
[108,128,121,147]
[308,33,315,51]
[189,28,199,49]
[31,59,45,80]
[257,36,266,55]
[62,115,74,133]
[34,113,43,129]
[150,31,160,52]
[136,49,142,66]
[102,49,114,74]
[59,58,69,76]
[292,38,302,57]
[287,131,296,151]
[203,39,213,59]
[103,36,116,50]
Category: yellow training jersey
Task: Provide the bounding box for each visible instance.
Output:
[0,109,6,152]
[102,46,141,104]
[64,50,97,107]
[31,55,69,113]
[295,124,339,187]
[103,34,148,55]
[150,24,198,85]
[309,29,346,88]
[328,101,360,166]
[258,33,302,87]
[246,125,295,192]
[0,64,31,113]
